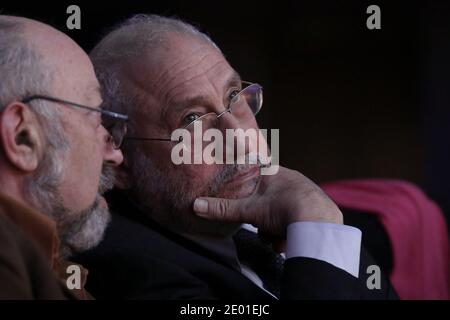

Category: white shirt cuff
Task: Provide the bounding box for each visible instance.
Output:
[286,221,362,278]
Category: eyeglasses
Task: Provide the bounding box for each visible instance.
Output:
[21,95,128,149]
[124,81,263,144]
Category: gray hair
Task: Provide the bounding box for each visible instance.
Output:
[0,16,68,211]
[1,18,52,117]
[91,15,219,143]
[0,16,67,147]
[92,14,219,62]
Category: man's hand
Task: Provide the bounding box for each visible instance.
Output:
[193,166,343,236]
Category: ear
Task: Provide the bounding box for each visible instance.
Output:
[0,102,43,173]
[114,158,132,190]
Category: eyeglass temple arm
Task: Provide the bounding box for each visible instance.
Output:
[22,95,128,121]
[124,137,178,142]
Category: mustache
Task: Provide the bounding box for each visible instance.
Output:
[99,164,116,195]
[219,154,264,181]
[207,154,263,195]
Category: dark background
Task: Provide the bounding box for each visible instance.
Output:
[2,0,450,224]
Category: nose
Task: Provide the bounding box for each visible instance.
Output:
[218,108,240,130]
[219,112,259,163]
[103,134,124,167]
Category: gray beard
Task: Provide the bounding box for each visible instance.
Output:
[25,150,114,260]
[128,150,258,237]
[56,194,111,259]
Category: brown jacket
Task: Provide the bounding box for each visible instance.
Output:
[0,192,88,299]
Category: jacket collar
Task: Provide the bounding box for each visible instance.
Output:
[0,192,89,299]
[0,192,59,269]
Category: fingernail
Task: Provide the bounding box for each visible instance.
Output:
[194,199,208,214]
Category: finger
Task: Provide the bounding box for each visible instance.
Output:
[193,197,247,223]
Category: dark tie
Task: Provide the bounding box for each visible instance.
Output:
[233,228,285,298]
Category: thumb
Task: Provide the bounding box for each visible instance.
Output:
[193,197,246,222]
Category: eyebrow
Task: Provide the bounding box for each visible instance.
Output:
[226,71,242,92]
[169,71,242,113]
[92,86,103,110]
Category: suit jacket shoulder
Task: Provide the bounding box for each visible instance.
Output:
[76,212,271,299]
[76,191,398,300]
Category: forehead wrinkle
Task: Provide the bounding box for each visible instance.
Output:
[165,70,241,115]
[162,51,222,99]
[122,70,167,130]
[164,58,228,109]
[152,44,212,93]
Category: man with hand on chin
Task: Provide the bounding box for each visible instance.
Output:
[76,14,397,300]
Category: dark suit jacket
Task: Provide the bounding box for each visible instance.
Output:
[75,190,398,300]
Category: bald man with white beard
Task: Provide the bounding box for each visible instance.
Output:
[0,15,126,299]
